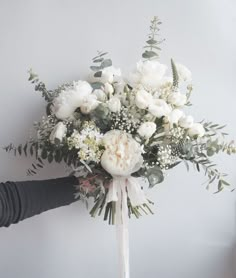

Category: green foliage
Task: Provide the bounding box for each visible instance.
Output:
[90,51,112,80]
[142,16,164,60]
[171,59,179,89]
[28,69,54,103]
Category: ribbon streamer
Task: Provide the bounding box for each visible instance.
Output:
[107,177,147,278]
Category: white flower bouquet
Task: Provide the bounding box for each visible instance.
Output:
[5,17,235,278]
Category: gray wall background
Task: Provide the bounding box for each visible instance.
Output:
[0,0,236,277]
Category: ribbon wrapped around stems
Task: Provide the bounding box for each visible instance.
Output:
[106,176,148,278]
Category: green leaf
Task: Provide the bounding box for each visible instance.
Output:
[91,82,104,90]
[90,66,102,72]
[146,39,157,44]
[101,59,112,68]
[142,50,158,59]
[94,71,102,78]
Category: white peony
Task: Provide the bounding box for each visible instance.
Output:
[52,81,93,119]
[129,60,168,90]
[188,123,205,138]
[165,109,184,125]
[101,130,143,176]
[80,94,99,114]
[135,89,153,109]
[176,63,192,82]
[49,122,67,143]
[179,115,194,129]
[107,96,121,113]
[101,66,121,84]
[137,122,156,139]
[148,99,171,118]
[167,91,187,107]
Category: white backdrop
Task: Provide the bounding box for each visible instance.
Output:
[0,1,236,278]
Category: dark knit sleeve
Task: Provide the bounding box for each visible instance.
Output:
[0,176,79,228]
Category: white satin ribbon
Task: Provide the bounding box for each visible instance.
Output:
[107,177,147,278]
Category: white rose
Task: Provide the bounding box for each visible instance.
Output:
[179,115,194,129]
[188,123,205,138]
[101,66,121,84]
[49,122,67,143]
[80,94,99,114]
[176,63,192,82]
[129,60,168,90]
[104,83,114,94]
[137,122,156,139]
[148,99,171,118]
[93,89,107,102]
[101,130,143,176]
[165,109,184,125]
[135,89,153,109]
[167,91,187,107]
[52,81,93,119]
[107,97,121,113]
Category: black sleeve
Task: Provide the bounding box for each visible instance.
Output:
[0,176,79,228]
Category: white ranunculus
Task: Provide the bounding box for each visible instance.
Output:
[80,94,99,114]
[129,60,168,90]
[179,115,194,129]
[165,109,184,125]
[104,83,114,94]
[107,96,121,113]
[101,130,143,176]
[176,63,192,82]
[93,89,107,102]
[167,91,187,107]
[137,122,156,139]
[148,99,171,118]
[49,122,67,143]
[135,89,153,109]
[101,66,121,84]
[188,123,205,138]
[52,81,93,120]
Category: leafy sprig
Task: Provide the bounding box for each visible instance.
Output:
[142,16,164,60]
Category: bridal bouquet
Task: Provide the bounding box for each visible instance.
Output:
[5,17,235,278]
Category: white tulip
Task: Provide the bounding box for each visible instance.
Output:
[135,89,153,109]
[148,99,171,118]
[101,66,121,84]
[165,109,184,125]
[167,91,187,107]
[101,130,143,176]
[179,115,194,129]
[176,63,192,82]
[104,83,114,94]
[80,95,99,114]
[50,122,67,143]
[107,97,121,113]
[188,123,205,138]
[137,122,156,139]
